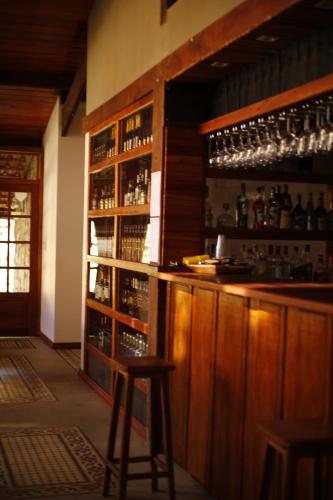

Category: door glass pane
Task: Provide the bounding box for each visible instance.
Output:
[0,269,7,292]
[9,243,30,267]
[9,269,29,292]
[0,243,8,266]
[0,191,8,215]
[10,192,31,216]
[9,218,30,242]
[0,218,8,241]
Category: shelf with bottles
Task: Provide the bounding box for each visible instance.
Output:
[205,178,333,238]
[118,269,149,323]
[89,217,115,259]
[90,123,117,166]
[89,165,115,213]
[88,263,112,307]
[119,215,150,263]
[120,104,153,154]
[120,154,151,208]
[86,309,112,357]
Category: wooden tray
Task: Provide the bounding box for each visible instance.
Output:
[187,264,252,275]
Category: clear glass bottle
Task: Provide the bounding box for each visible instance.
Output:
[280,184,292,229]
[253,186,265,229]
[268,187,280,228]
[217,202,234,228]
[292,194,307,230]
[236,183,249,229]
[315,192,328,231]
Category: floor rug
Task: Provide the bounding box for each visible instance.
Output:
[0,339,35,350]
[0,426,104,498]
[0,356,56,403]
[55,349,81,371]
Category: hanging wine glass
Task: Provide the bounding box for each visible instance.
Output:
[243,124,256,169]
[318,97,333,153]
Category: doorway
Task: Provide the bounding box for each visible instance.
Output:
[0,150,41,336]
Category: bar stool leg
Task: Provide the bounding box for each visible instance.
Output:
[313,455,323,500]
[259,442,275,500]
[148,378,159,492]
[118,374,134,500]
[281,451,296,500]
[161,372,175,500]
[103,372,123,497]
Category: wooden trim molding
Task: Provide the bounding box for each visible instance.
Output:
[83,0,301,133]
[39,330,81,349]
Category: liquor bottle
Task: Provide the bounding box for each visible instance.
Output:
[290,246,302,271]
[280,184,292,229]
[301,244,313,281]
[253,186,265,229]
[103,269,110,304]
[328,199,333,231]
[267,187,280,229]
[315,192,328,231]
[94,267,102,301]
[291,194,307,230]
[206,206,214,228]
[267,244,275,278]
[236,183,249,228]
[282,245,291,279]
[217,203,234,228]
[272,245,283,279]
[91,188,99,210]
[305,192,316,231]
[313,254,329,282]
[99,188,105,210]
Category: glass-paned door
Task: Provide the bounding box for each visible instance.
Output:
[0,184,39,335]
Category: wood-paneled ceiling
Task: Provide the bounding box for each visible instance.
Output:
[0,0,94,147]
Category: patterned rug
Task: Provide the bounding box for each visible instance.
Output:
[55,349,81,371]
[0,356,56,403]
[0,339,35,350]
[0,426,104,498]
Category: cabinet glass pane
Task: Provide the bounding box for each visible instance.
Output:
[10,192,31,215]
[9,269,29,292]
[88,263,112,306]
[9,243,30,267]
[117,323,148,357]
[86,351,111,393]
[0,243,8,266]
[120,155,151,207]
[119,215,150,263]
[0,152,38,180]
[9,218,30,241]
[120,105,153,153]
[0,269,7,292]
[0,218,8,241]
[89,218,115,258]
[118,270,148,322]
[90,166,115,210]
[87,310,112,356]
[91,124,116,164]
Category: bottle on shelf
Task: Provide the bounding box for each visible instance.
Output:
[282,245,291,279]
[217,202,234,228]
[292,194,307,230]
[279,184,292,229]
[91,188,99,210]
[315,192,328,231]
[267,186,280,229]
[313,254,329,282]
[305,192,316,231]
[328,199,333,231]
[253,186,265,229]
[206,206,214,228]
[118,330,148,357]
[236,183,249,228]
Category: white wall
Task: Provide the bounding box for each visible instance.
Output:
[41,101,85,344]
[87,0,244,113]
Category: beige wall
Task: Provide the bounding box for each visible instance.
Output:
[41,101,85,343]
[87,0,244,113]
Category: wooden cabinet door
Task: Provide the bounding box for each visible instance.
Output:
[283,307,333,500]
[211,292,247,500]
[242,300,284,500]
[167,283,192,467]
[186,287,217,488]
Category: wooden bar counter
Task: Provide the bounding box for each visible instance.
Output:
[157,272,333,500]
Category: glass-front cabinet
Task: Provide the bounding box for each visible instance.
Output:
[84,96,154,428]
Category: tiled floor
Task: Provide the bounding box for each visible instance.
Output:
[0,337,215,499]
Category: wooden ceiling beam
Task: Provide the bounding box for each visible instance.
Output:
[61,58,86,136]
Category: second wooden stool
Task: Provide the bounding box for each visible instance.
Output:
[258,419,333,500]
[103,356,175,500]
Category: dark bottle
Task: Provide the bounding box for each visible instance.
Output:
[328,199,333,231]
[291,194,307,230]
[268,187,280,229]
[315,192,328,231]
[253,186,265,229]
[280,184,292,229]
[305,192,316,231]
[313,254,329,282]
[236,183,249,229]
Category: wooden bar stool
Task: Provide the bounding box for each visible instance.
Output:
[258,420,333,500]
[103,356,175,500]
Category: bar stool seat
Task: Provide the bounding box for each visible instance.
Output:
[103,356,175,500]
[258,419,333,500]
